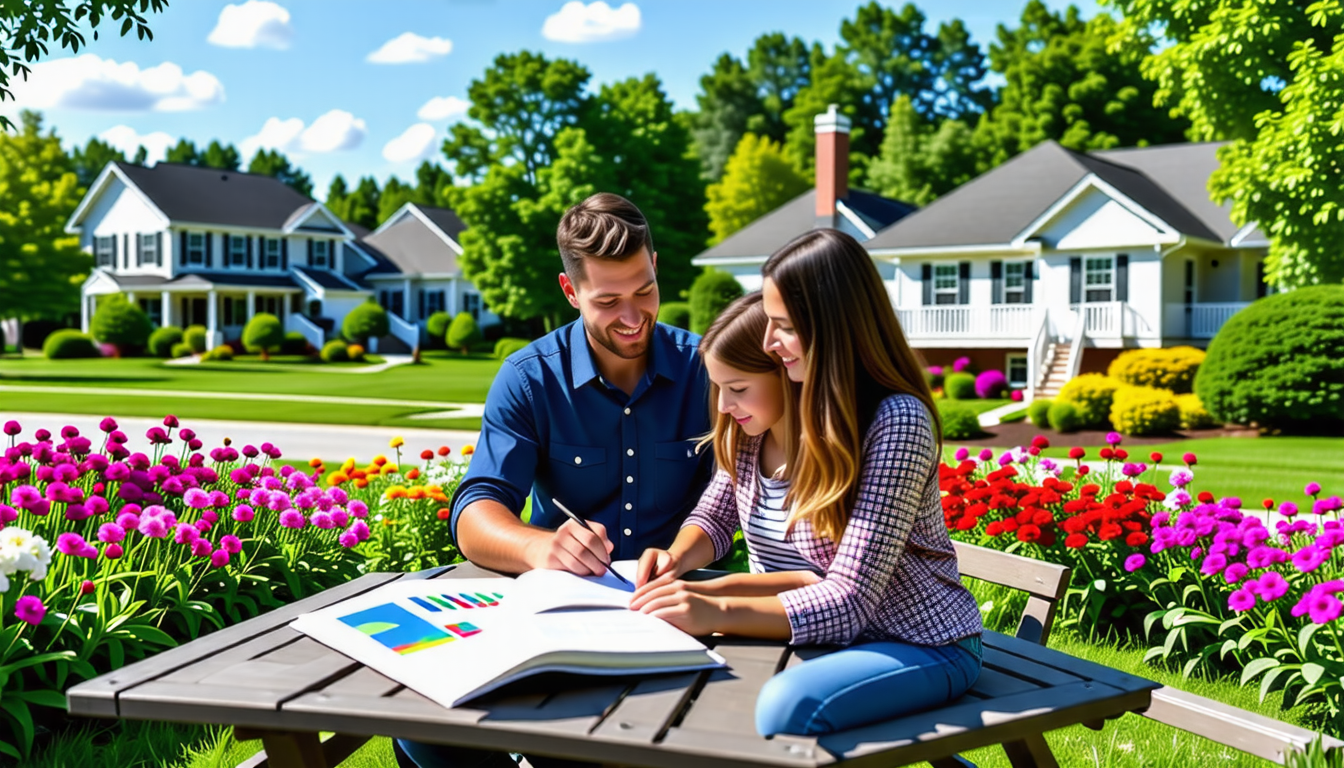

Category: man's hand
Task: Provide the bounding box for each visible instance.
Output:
[634,547,683,588]
[524,518,614,576]
[630,579,724,636]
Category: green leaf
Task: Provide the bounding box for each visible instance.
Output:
[1260,665,1293,703]
[1242,657,1282,686]
[19,689,68,710]
[1143,646,1166,663]
[121,624,178,648]
[1220,639,1239,660]
[1144,610,1168,639]
[0,698,34,757]
[1299,623,1323,656]
[1302,662,1327,685]
[0,739,18,759]
[1182,655,1203,679]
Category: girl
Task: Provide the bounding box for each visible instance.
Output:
[631,229,982,737]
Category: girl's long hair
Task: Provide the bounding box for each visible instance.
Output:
[762,229,941,541]
[698,292,798,484]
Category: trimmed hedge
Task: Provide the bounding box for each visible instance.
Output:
[1107,347,1205,394]
[43,330,99,360]
[426,311,451,342]
[494,337,531,360]
[184,325,208,354]
[1047,400,1083,433]
[147,326,183,358]
[1196,286,1344,432]
[939,401,982,440]
[446,312,481,353]
[1110,386,1180,436]
[1176,393,1219,430]
[170,341,194,359]
[945,372,977,400]
[90,294,153,351]
[281,331,310,356]
[1027,398,1053,428]
[203,344,233,362]
[1057,373,1120,429]
[689,269,744,336]
[321,339,350,363]
[242,313,284,358]
[658,302,691,330]
[342,299,389,343]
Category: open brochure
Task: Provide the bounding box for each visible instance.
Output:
[290,561,726,708]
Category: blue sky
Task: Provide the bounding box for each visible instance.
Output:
[9,0,1099,201]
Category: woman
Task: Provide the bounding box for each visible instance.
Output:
[632,229,982,737]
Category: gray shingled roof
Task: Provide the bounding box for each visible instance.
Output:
[416,206,467,241]
[109,272,302,289]
[113,162,316,230]
[865,141,1235,251]
[696,190,915,262]
[358,210,461,276]
[293,265,365,291]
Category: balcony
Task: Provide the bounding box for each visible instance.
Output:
[1163,302,1251,339]
[896,305,1039,345]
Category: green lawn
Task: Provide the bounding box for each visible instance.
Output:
[937,397,1016,416]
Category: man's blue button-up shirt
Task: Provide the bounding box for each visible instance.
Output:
[450,320,713,561]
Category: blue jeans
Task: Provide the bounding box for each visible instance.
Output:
[755,636,983,736]
[392,739,597,768]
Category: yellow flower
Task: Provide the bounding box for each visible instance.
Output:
[380,463,398,476]
[425,484,443,494]
[354,478,369,489]
[308,457,324,468]
[390,436,405,449]
[372,455,388,467]
[385,485,409,500]
[408,487,426,500]
[342,458,356,472]
[461,444,475,456]
[327,471,349,487]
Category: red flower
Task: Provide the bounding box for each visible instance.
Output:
[985,521,1004,537]
[1068,447,1085,460]
[1099,523,1123,541]
[1262,499,1274,510]
[1115,448,1129,460]
[1183,452,1197,466]
[1198,491,1215,504]
[1065,533,1089,548]
[436,508,452,520]
[420,450,434,460]
[1076,466,1090,477]
[1125,531,1149,547]
[1017,524,1042,543]
[1032,436,1051,449]
[1099,448,1114,460]
[438,446,451,456]
[1150,452,1163,464]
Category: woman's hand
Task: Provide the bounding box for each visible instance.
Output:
[630,579,724,636]
[634,547,682,588]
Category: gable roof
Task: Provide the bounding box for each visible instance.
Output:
[696,189,916,262]
[358,203,465,277]
[101,162,317,230]
[865,141,1239,252]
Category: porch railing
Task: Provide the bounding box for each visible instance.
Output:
[387,312,421,351]
[896,305,1038,338]
[1190,302,1250,338]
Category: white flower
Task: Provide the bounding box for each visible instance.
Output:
[0,571,9,593]
[1163,489,1193,511]
[0,527,51,580]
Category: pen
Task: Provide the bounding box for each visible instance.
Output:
[550,498,634,587]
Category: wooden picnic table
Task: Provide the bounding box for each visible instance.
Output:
[67,561,1159,768]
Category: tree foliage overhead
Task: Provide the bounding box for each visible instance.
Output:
[866,95,979,206]
[0,0,167,131]
[247,149,313,197]
[71,136,126,187]
[165,138,241,170]
[326,174,381,230]
[0,111,89,321]
[706,133,809,244]
[1107,0,1344,287]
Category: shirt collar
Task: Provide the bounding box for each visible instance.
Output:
[567,320,681,391]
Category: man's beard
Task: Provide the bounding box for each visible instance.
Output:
[587,314,653,360]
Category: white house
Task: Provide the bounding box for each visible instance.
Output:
[65,162,492,353]
[864,141,1270,397]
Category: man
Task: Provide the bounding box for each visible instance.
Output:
[395,192,712,768]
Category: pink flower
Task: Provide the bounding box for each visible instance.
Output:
[1309,593,1344,624]
[1259,572,1290,601]
[15,596,46,626]
[338,531,359,548]
[11,485,42,510]
[1199,553,1227,576]
[350,520,370,541]
[80,579,96,595]
[331,510,350,528]
[56,533,98,558]
[311,511,335,529]
[1306,482,1322,497]
[231,504,255,523]
[954,447,970,462]
[183,487,211,509]
[1124,554,1146,572]
[1293,545,1330,573]
[174,523,200,545]
[220,534,242,554]
[1105,431,1123,446]
[97,523,124,543]
[1223,562,1249,583]
[1228,589,1256,612]
[1280,502,1299,518]
[347,500,368,519]
[139,516,168,538]
[0,504,16,525]
[210,549,229,568]
[104,543,124,559]
[279,510,305,529]
[978,448,993,462]
[190,538,213,557]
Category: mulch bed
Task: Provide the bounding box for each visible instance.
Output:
[953,421,1260,448]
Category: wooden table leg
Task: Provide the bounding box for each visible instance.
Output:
[1003,734,1060,768]
[233,729,329,768]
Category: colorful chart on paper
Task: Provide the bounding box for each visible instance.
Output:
[338,602,457,655]
[408,591,505,612]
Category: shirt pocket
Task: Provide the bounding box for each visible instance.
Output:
[548,443,609,512]
[654,439,702,514]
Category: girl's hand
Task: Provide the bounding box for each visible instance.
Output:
[632,580,724,636]
[634,547,681,587]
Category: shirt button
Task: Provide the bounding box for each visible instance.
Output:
[625,502,632,510]
[624,407,631,416]
[623,528,632,536]
[574,456,582,465]
[626,475,634,484]
[627,448,634,456]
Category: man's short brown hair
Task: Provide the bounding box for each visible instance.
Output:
[556,193,654,283]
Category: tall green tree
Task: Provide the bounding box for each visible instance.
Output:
[690,53,763,181]
[0,111,89,321]
[164,138,241,170]
[1108,0,1344,286]
[70,136,125,187]
[327,175,380,230]
[0,1,166,131]
[247,149,313,197]
[706,133,809,244]
[745,33,812,144]
[782,46,877,178]
[973,2,1187,166]
[165,138,199,165]
[866,96,980,206]
[415,161,453,207]
[377,175,419,224]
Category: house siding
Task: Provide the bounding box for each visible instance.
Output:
[83,177,170,278]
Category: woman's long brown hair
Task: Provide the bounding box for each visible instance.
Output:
[762,229,941,541]
[698,293,798,484]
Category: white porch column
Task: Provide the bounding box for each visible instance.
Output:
[246,290,257,322]
[126,291,136,304]
[448,277,458,316]
[81,295,91,333]
[206,290,219,348]
[160,293,172,328]
[403,278,413,321]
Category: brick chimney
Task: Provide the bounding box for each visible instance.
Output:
[814,104,851,229]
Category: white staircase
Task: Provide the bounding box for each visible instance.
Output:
[1035,343,1073,399]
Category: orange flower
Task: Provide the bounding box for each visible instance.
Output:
[308,457,324,468]
[429,491,449,503]
[461,444,475,456]
[354,478,369,489]
[386,485,409,500]
[420,450,434,461]
[327,472,349,487]
[436,508,452,520]
[341,458,357,472]
[408,487,427,500]
[373,455,388,467]
[437,446,451,456]
[351,468,367,480]
[380,463,398,476]
[406,468,420,480]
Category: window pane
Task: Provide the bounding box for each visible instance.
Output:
[1085,289,1112,302]
[1004,291,1025,304]
[934,293,959,305]
[1004,262,1025,289]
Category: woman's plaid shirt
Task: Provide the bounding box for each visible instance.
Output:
[684,394,983,647]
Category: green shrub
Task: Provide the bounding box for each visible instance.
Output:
[184,325,208,354]
[1027,398,1053,428]
[1196,286,1344,432]
[42,329,99,360]
[1057,373,1120,429]
[494,337,531,360]
[281,331,310,355]
[1110,386,1180,436]
[1047,400,1083,433]
[1107,347,1205,394]
[147,326,183,358]
[658,301,691,330]
[242,313,284,360]
[342,299,389,344]
[170,341,194,358]
[89,294,153,353]
[347,343,366,362]
[689,269,744,335]
[425,311,451,348]
[446,312,481,353]
[202,344,233,362]
[321,339,350,363]
[938,401,982,440]
[944,372,977,400]
[1176,393,1219,430]
[0,323,5,354]
[21,319,64,350]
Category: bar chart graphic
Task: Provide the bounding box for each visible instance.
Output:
[408,592,505,612]
[338,603,456,655]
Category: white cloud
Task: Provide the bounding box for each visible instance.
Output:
[207,1,292,49]
[239,109,366,157]
[382,123,439,163]
[542,1,640,43]
[98,125,177,165]
[8,54,224,112]
[416,95,469,122]
[366,33,452,64]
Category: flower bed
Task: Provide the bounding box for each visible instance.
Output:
[0,417,470,760]
[941,432,1344,729]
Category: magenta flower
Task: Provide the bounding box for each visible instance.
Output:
[1280,502,1300,518]
[1105,432,1123,446]
[331,509,350,528]
[11,485,42,510]
[195,518,212,533]
[163,414,179,428]
[56,533,98,558]
[1199,553,1228,576]
[328,488,348,505]
[190,538,213,557]
[99,417,118,433]
[15,596,46,626]
[231,504,255,523]
[954,447,970,462]
[220,534,242,554]
[104,543,124,559]
[1121,462,1146,478]
[145,427,171,445]
[311,511,335,529]
[1293,545,1330,573]
[1306,482,1322,497]
[3,420,20,437]
[139,516,168,538]
[1223,562,1249,583]
[978,448,993,462]
[952,356,971,373]
[1259,572,1290,601]
[279,510,305,529]
[174,523,200,545]
[348,500,368,519]
[210,549,229,568]
[338,531,358,548]
[97,523,124,543]
[116,511,140,532]
[183,488,211,509]
[1124,554,1146,572]
[350,520,370,541]
[1228,589,1256,612]
[1310,593,1344,624]
[33,428,50,442]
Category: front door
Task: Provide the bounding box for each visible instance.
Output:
[180,297,208,328]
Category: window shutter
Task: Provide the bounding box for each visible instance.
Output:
[307,239,314,267]
[246,236,254,270]
[921,263,933,305]
[958,261,970,305]
[133,233,141,266]
[155,232,163,267]
[111,235,118,270]
[281,239,289,270]
[179,231,187,267]
[1069,256,1082,304]
[123,234,130,269]
[1024,260,1034,304]
[418,289,425,321]
[205,233,214,269]
[990,260,1003,304]
[1116,254,1129,302]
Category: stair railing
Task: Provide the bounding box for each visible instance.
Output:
[1027,308,1051,401]
[1065,310,1087,382]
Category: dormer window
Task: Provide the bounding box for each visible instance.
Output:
[95,236,115,268]
[186,233,205,265]
[228,235,248,267]
[311,240,330,268]
[264,238,281,269]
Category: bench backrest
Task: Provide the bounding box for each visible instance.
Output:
[952,540,1071,646]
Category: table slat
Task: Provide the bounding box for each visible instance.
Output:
[319,667,400,698]
[985,632,1157,693]
[588,671,703,745]
[678,641,789,737]
[157,627,302,684]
